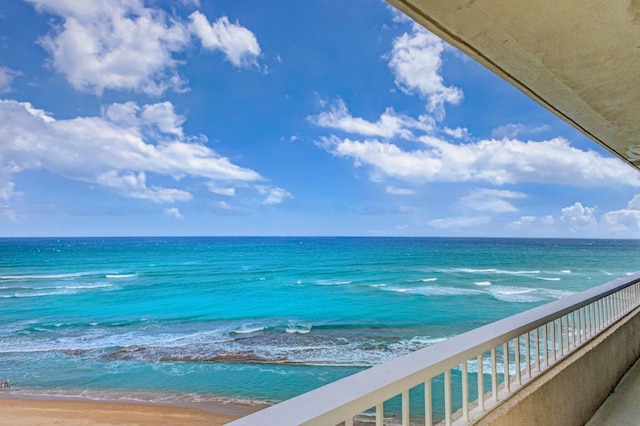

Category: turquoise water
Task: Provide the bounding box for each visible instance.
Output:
[1,237,638,406]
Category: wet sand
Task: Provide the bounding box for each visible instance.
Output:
[0,395,267,425]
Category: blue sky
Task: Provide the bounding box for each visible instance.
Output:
[0,0,639,238]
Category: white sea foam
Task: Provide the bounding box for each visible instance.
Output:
[561,270,572,273]
[232,324,266,335]
[451,268,541,276]
[488,286,540,303]
[385,285,482,297]
[421,278,438,282]
[369,284,386,288]
[487,286,575,303]
[286,324,312,334]
[474,281,492,286]
[315,279,351,286]
[105,274,136,279]
[0,272,98,280]
[537,277,561,281]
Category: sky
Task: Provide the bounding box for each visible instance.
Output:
[0,0,639,238]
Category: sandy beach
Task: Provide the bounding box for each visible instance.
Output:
[0,396,267,425]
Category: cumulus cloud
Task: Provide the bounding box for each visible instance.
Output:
[27,0,261,95]
[509,196,640,237]
[601,194,640,233]
[0,99,262,203]
[308,99,433,139]
[387,23,462,117]
[460,188,526,213]
[256,185,294,205]
[206,182,236,196]
[319,135,640,187]
[164,207,184,220]
[189,11,261,68]
[560,202,598,228]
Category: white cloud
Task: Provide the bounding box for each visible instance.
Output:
[189,12,261,68]
[27,0,261,95]
[386,185,416,195]
[627,194,640,210]
[460,188,526,213]
[308,99,433,139]
[164,207,184,220]
[0,99,262,203]
[601,194,640,233]
[256,185,294,205]
[560,202,598,228]
[443,127,470,139]
[206,182,236,196]
[0,67,19,93]
[428,215,491,229]
[319,135,640,187]
[387,23,462,117]
[508,196,640,237]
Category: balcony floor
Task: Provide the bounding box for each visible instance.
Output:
[586,357,640,425]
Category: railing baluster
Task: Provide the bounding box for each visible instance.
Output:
[445,370,452,426]
[478,354,485,411]
[577,308,583,344]
[491,348,498,402]
[402,389,409,426]
[552,319,558,362]
[525,332,531,379]
[515,336,521,385]
[533,327,540,374]
[345,418,354,426]
[376,403,383,426]
[462,360,470,421]
[504,342,510,394]
[571,311,578,349]
[542,323,549,367]
[424,379,432,426]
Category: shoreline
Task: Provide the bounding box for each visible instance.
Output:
[0,391,270,425]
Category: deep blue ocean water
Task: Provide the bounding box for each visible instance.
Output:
[1,237,638,407]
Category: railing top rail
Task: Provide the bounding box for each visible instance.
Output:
[228,272,640,426]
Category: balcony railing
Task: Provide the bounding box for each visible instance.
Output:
[228,272,640,426]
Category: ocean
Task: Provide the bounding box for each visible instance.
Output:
[1,237,638,409]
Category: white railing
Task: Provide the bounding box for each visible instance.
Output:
[228,272,640,426]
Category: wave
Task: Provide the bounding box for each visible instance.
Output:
[105,274,136,279]
[488,286,575,303]
[286,323,312,334]
[1,323,453,367]
[383,285,483,297]
[474,281,492,286]
[537,277,561,281]
[420,277,438,282]
[2,388,272,409]
[314,279,351,286]
[232,324,266,335]
[0,272,104,280]
[448,268,541,276]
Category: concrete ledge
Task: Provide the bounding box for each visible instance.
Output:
[474,306,640,426]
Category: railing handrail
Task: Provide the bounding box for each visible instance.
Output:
[228,272,640,426]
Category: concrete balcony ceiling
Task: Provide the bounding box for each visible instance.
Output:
[388,0,640,171]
